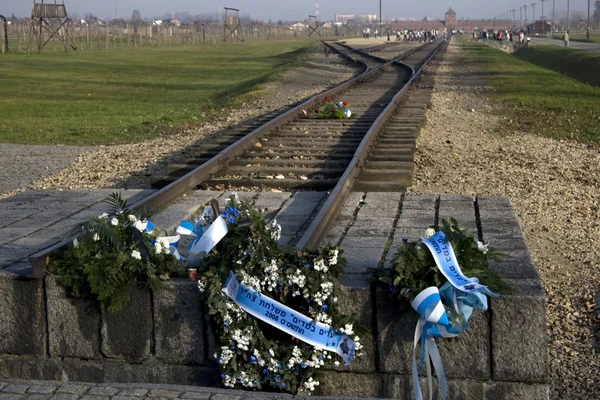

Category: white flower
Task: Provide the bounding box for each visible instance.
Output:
[110,217,119,226]
[477,241,489,254]
[424,228,436,239]
[334,360,340,366]
[154,242,163,254]
[133,220,145,232]
[131,250,142,260]
[313,258,328,272]
[92,233,100,242]
[72,238,79,248]
[127,214,137,222]
[98,212,108,219]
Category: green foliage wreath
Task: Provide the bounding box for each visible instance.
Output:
[49,193,184,313]
[198,197,363,394]
[376,218,513,305]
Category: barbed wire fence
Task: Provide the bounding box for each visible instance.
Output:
[1,19,346,53]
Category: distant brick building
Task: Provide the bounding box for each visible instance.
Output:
[391,7,511,32]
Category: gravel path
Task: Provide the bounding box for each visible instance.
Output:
[411,39,600,400]
[0,49,356,199]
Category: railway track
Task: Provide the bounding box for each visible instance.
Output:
[28,40,447,277]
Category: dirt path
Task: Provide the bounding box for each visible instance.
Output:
[412,39,600,400]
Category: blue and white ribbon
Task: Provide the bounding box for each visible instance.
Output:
[420,231,497,297]
[177,215,229,266]
[222,271,356,363]
[176,220,204,252]
[410,231,498,400]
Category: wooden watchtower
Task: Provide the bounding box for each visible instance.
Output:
[27,0,76,54]
[223,7,244,43]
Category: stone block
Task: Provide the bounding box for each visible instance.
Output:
[339,273,372,289]
[338,192,365,217]
[253,192,292,212]
[396,209,436,229]
[358,193,402,217]
[87,387,118,396]
[345,222,394,238]
[484,382,550,400]
[275,215,310,235]
[401,192,438,210]
[491,279,548,383]
[101,285,152,362]
[0,274,46,356]
[26,387,55,395]
[339,247,384,275]
[102,363,220,387]
[376,287,490,379]
[487,250,539,280]
[115,389,147,397]
[386,375,485,400]
[477,196,512,211]
[278,194,323,217]
[340,236,387,249]
[0,394,25,400]
[153,279,205,365]
[46,276,101,359]
[60,360,105,383]
[316,372,382,397]
[49,395,80,400]
[56,384,94,395]
[326,285,375,373]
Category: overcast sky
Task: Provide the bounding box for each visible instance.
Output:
[0,0,593,21]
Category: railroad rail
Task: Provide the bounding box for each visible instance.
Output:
[27,40,446,278]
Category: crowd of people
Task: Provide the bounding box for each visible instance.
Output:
[475,29,529,43]
[361,27,445,42]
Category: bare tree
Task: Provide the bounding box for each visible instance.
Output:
[131,9,142,22]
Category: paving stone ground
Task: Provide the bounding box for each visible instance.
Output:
[0,189,154,270]
[0,144,94,197]
[0,379,381,400]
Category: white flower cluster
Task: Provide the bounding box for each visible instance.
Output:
[316,312,332,325]
[225,192,241,206]
[216,346,235,365]
[231,328,252,351]
[153,237,173,255]
[313,258,328,272]
[312,281,333,306]
[288,269,306,290]
[197,278,207,293]
[304,377,320,391]
[131,250,142,260]
[286,346,304,369]
[266,218,282,241]
[354,335,363,352]
[328,249,339,266]
[262,259,280,292]
[477,241,489,254]
[423,228,436,239]
[238,270,262,293]
[339,323,354,335]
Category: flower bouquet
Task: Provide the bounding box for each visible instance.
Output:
[49,193,185,313]
[374,218,513,399]
[311,96,352,119]
[197,194,363,394]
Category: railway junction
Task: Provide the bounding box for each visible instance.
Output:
[1,37,599,400]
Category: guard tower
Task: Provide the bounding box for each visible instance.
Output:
[445,7,457,27]
[223,7,244,43]
[27,0,76,54]
[308,15,321,37]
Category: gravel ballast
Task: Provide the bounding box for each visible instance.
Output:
[411,40,600,399]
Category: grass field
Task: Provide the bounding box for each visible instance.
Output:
[513,45,600,88]
[0,40,312,145]
[552,33,600,44]
[457,37,600,143]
